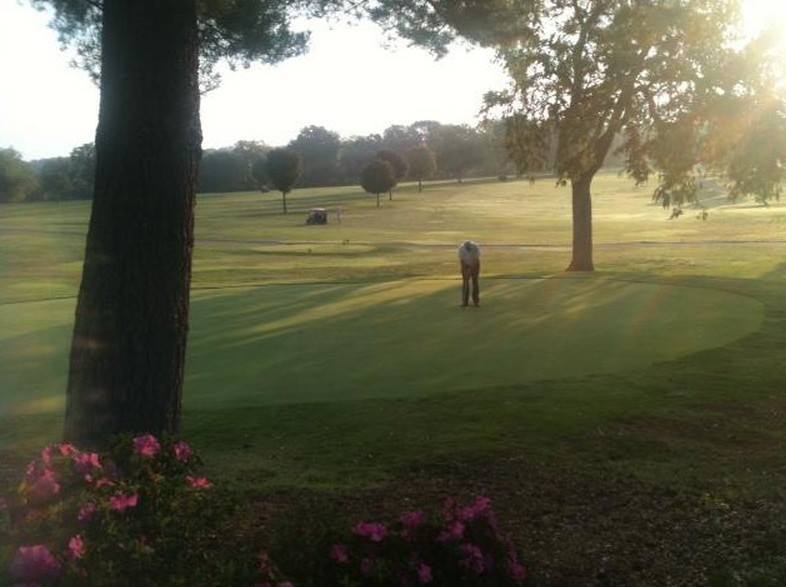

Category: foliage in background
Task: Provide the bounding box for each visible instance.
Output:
[0,148,40,203]
[266,148,303,214]
[360,159,396,208]
[406,145,437,192]
[375,150,408,200]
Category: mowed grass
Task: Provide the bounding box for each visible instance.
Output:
[1,172,786,496]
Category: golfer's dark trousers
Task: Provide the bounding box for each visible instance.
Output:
[461,260,480,306]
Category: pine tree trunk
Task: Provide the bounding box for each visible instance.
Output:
[64,0,201,445]
[566,174,594,272]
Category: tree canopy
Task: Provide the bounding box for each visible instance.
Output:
[360,159,396,208]
[376,150,408,199]
[0,148,39,203]
[406,145,437,192]
[265,148,302,214]
[362,0,769,269]
[288,125,342,187]
[29,0,320,92]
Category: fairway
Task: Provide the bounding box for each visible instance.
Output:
[0,277,763,414]
[3,173,786,582]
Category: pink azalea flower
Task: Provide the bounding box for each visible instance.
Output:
[40,446,56,467]
[109,492,139,513]
[185,476,212,489]
[68,535,86,560]
[417,562,433,584]
[400,510,425,529]
[329,544,349,564]
[353,521,388,542]
[459,496,492,522]
[173,441,193,462]
[73,452,102,476]
[459,544,485,575]
[437,520,465,543]
[58,442,78,457]
[133,434,161,458]
[25,468,60,503]
[94,478,115,489]
[77,502,97,524]
[9,545,62,583]
[510,560,526,582]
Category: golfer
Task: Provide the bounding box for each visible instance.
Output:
[458,240,481,307]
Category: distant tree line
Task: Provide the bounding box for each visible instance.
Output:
[200,121,517,194]
[0,120,523,203]
[0,144,95,203]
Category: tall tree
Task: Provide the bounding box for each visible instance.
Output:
[38,157,74,201]
[0,148,40,203]
[376,150,408,199]
[364,0,750,271]
[287,125,342,187]
[360,159,396,208]
[406,145,437,192]
[32,0,327,444]
[481,1,746,270]
[430,124,484,183]
[338,134,383,184]
[265,148,302,214]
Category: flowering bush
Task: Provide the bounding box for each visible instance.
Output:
[1,440,528,586]
[0,436,290,587]
[313,497,526,586]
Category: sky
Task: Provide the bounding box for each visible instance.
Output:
[0,0,779,160]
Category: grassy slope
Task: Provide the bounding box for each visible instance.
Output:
[2,173,786,582]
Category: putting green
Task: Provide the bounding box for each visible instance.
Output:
[0,277,763,415]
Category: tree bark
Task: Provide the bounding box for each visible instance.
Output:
[566,174,594,272]
[64,0,202,445]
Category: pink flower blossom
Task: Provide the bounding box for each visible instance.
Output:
[400,510,425,529]
[353,521,388,542]
[330,544,349,564]
[109,492,139,513]
[73,452,102,476]
[24,467,60,503]
[68,535,86,560]
[185,476,212,489]
[510,560,526,582]
[459,496,492,522]
[9,545,61,583]
[173,441,193,462]
[437,520,465,543]
[459,544,485,575]
[94,478,115,489]
[417,562,433,584]
[77,502,97,524]
[133,434,161,458]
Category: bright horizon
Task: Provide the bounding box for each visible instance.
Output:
[0,0,779,160]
